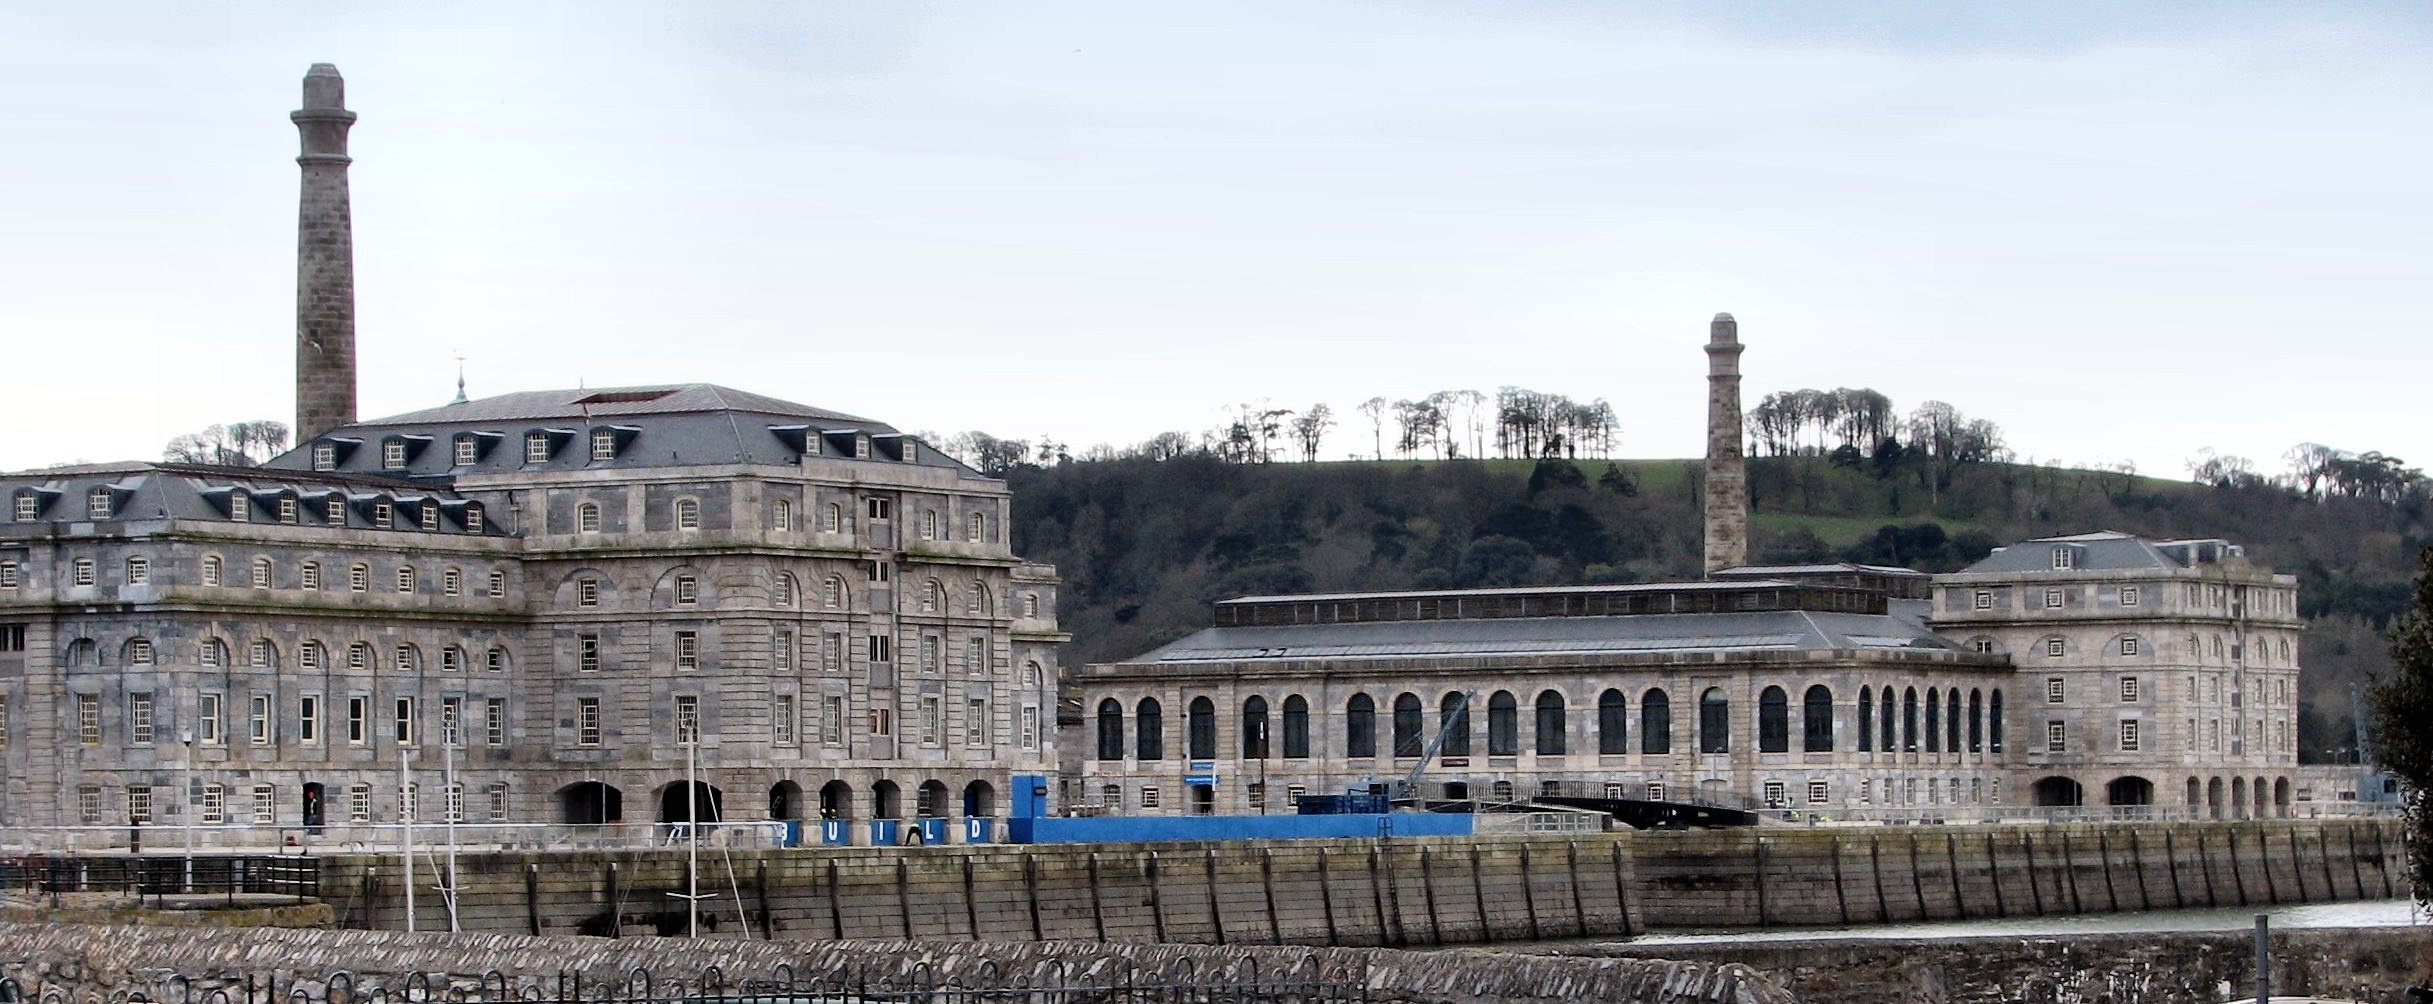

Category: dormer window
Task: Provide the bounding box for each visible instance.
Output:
[277,496,299,524]
[463,503,484,533]
[856,435,871,459]
[229,490,249,521]
[419,503,440,532]
[372,500,393,527]
[312,444,337,471]
[525,434,550,464]
[454,437,478,466]
[382,440,408,469]
[325,496,345,524]
[590,429,615,461]
[87,488,112,519]
[13,493,36,521]
[2051,546,2075,569]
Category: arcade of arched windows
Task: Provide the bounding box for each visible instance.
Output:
[1086,679,2011,764]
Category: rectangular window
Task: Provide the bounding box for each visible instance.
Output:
[126,556,148,584]
[1762,781,1786,807]
[382,440,407,468]
[444,783,464,823]
[249,694,271,745]
[12,495,35,521]
[89,491,112,519]
[674,631,698,671]
[77,694,101,745]
[578,634,601,672]
[201,783,225,824]
[1287,783,1307,806]
[299,696,320,743]
[73,558,94,586]
[129,638,153,664]
[301,562,321,590]
[865,496,890,520]
[1807,780,1829,804]
[252,784,276,825]
[394,697,415,745]
[1646,781,1667,802]
[773,694,796,744]
[2045,720,2066,753]
[2121,637,2139,656]
[869,706,894,737]
[396,567,416,593]
[2047,677,2065,702]
[1020,704,1040,749]
[674,575,697,604]
[578,579,599,607]
[442,568,460,596]
[2119,719,2141,751]
[488,569,507,597]
[590,429,616,461]
[868,634,892,663]
[346,697,368,745]
[372,500,392,527]
[77,785,102,824]
[349,564,368,592]
[488,784,508,822]
[441,647,461,673]
[252,559,271,589]
[127,786,153,824]
[965,698,988,746]
[0,560,16,588]
[920,634,940,673]
[2044,588,2063,608]
[825,696,846,746]
[326,497,345,523]
[2120,677,2139,702]
[312,444,336,470]
[823,632,845,672]
[577,698,601,746]
[395,645,417,672]
[129,692,154,745]
[1140,786,1161,809]
[920,697,942,746]
[525,434,549,463]
[454,438,477,466]
[441,696,462,746]
[419,504,439,531]
[2121,586,2138,606]
[347,784,371,823]
[1245,781,1265,808]
[675,695,700,743]
[775,630,793,671]
[486,697,505,746]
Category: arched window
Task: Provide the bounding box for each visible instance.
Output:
[1945,687,1961,753]
[1241,696,1269,759]
[201,555,223,586]
[967,511,987,543]
[1989,689,2005,752]
[1135,698,1163,761]
[250,557,272,589]
[1880,687,1897,751]
[1186,697,1215,760]
[921,579,942,613]
[1925,689,1941,752]
[1486,691,1518,756]
[1392,693,1425,757]
[577,503,601,533]
[1096,699,1123,761]
[674,498,700,530]
[919,509,938,541]
[968,582,991,616]
[823,503,843,533]
[823,575,846,610]
[1698,688,1730,754]
[1598,689,1628,755]
[1282,695,1309,758]
[1535,690,1566,755]
[1641,689,1671,755]
[1902,687,1919,752]
[349,642,374,671]
[1438,692,1471,757]
[1345,694,1376,758]
[1757,686,1789,753]
[1858,686,1874,753]
[1968,689,1984,753]
[1803,685,1834,752]
[771,499,792,531]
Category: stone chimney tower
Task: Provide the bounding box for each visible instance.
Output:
[292,63,358,443]
[1702,312,1748,574]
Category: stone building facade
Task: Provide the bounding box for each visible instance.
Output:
[0,390,1064,840]
[1071,533,2302,819]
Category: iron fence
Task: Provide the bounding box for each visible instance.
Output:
[0,854,317,899]
[0,960,1371,1004]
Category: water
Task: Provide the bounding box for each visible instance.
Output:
[1610,899,2425,946]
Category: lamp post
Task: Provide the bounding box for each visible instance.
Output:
[666,738,712,938]
[179,730,195,894]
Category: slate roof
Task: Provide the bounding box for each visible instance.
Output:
[0,463,497,535]
[1959,530,2217,574]
[1120,608,1966,665]
[365,385,882,427]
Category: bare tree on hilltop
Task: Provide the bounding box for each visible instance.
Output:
[163,421,289,467]
[1289,404,1335,463]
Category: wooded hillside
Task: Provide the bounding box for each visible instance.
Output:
[1008,454,2431,763]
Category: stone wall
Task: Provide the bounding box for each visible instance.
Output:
[1584,927,2433,1004]
[313,819,2397,945]
[0,923,1794,1004]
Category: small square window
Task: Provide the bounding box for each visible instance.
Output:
[591,429,616,461]
[87,489,112,519]
[454,438,478,466]
[372,500,393,527]
[1806,780,1829,805]
[2120,586,2138,607]
[278,496,298,523]
[311,444,336,471]
[674,575,697,604]
[2044,588,2064,609]
[11,495,33,521]
[2120,637,2139,657]
[2118,719,2140,751]
[2120,676,2139,702]
[73,558,95,586]
[525,434,550,463]
[1973,591,1992,610]
[579,578,600,607]
[1139,785,1160,809]
[382,440,408,468]
[2045,638,2064,657]
[2046,677,2065,702]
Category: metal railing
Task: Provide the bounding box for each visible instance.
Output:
[0,960,1371,1004]
[0,818,1013,855]
[0,854,316,898]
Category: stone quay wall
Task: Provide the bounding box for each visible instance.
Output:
[313,819,2400,945]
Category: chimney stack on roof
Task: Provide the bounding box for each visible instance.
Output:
[292,63,358,444]
[1703,312,1748,575]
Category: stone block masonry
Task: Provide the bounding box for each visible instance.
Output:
[0,924,1795,1004]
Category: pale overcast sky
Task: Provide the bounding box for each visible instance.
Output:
[3,2,2427,477]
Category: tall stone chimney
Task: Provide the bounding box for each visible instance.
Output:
[1702,312,1748,574]
[292,63,358,444]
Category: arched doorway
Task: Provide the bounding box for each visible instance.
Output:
[917,780,950,818]
[2231,776,2247,819]
[2105,776,2153,810]
[657,781,723,823]
[769,780,803,820]
[2255,776,2270,818]
[2032,776,2084,807]
[2207,777,2224,820]
[872,780,902,819]
[2273,776,2291,818]
[962,780,996,817]
[2185,777,2201,809]
[559,781,624,824]
[818,780,852,820]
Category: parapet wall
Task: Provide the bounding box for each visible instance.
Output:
[315,819,2401,944]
